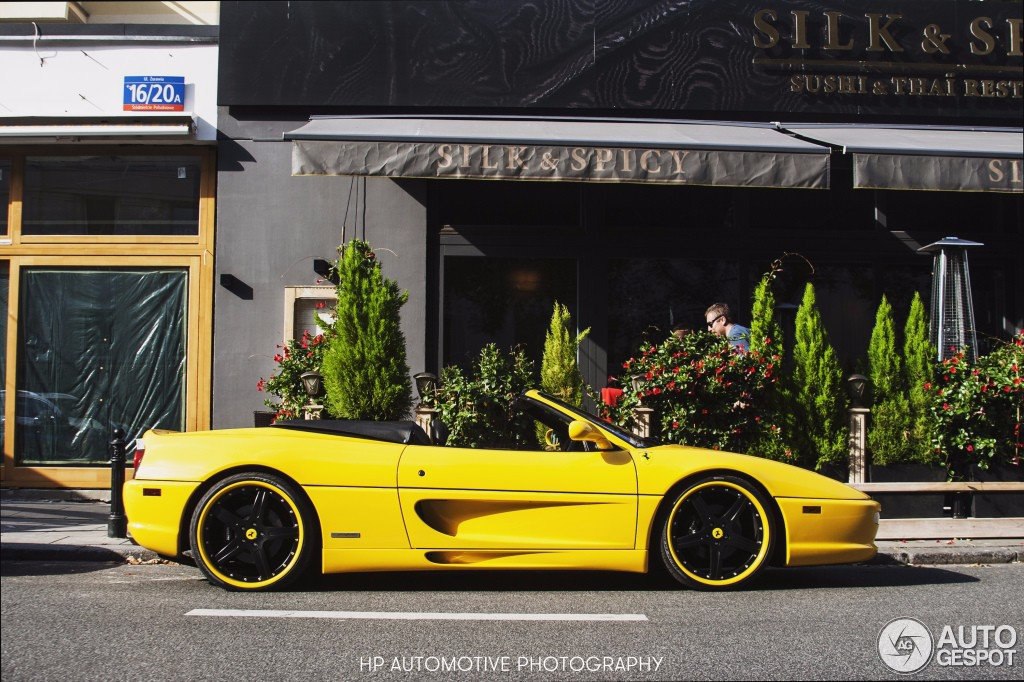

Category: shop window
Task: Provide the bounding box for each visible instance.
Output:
[443,256,577,369]
[604,184,734,230]
[283,286,335,342]
[878,190,1022,234]
[0,159,9,236]
[746,185,874,231]
[15,268,187,465]
[439,180,580,227]
[22,156,201,236]
[606,259,741,374]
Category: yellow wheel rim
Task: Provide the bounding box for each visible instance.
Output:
[666,480,771,587]
[195,480,305,590]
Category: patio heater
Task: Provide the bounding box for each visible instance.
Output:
[918,236,983,362]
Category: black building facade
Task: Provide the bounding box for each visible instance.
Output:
[214,0,1022,428]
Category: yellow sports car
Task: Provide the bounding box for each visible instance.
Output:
[124,390,879,592]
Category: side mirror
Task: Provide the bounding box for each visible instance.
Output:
[567,420,614,450]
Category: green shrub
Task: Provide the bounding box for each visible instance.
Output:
[792,283,846,469]
[257,329,330,421]
[903,292,938,463]
[927,332,1024,479]
[321,240,412,420]
[433,344,536,448]
[867,295,912,465]
[747,272,797,461]
[749,274,783,356]
[620,331,793,460]
[540,302,590,406]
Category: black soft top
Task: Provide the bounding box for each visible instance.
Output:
[273,419,431,446]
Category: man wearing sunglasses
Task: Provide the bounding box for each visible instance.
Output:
[705,302,750,352]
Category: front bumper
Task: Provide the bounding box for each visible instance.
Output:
[777,497,880,567]
[123,480,200,558]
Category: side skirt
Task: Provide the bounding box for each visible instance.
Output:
[323,549,649,574]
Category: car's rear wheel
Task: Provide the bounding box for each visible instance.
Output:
[661,475,774,590]
[190,473,316,591]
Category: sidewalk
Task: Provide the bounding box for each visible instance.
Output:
[1,489,1022,566]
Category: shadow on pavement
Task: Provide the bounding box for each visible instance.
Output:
[306,563,978,593]
[1,558,122,578]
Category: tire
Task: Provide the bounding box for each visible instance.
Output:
[190,472,318,591]
[660,475,775,590]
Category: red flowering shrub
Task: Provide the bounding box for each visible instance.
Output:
[614,331,793,460]
[927,332,1023,479]
[257,329,330,422]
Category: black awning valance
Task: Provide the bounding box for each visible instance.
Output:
[782,125,1023,194]
[285,117,831,189]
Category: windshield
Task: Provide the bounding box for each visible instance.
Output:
[533,391,660,448]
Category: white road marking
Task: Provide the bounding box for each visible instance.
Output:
[187,608,647,622]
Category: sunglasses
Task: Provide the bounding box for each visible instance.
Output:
[706,314,724,328]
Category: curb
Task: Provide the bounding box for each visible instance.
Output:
[882,548,1021,565]
[1,542,160,563]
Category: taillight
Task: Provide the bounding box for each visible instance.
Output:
[133,439,145,469]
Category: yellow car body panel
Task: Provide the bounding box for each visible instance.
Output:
[323,548,649,574]
[124,479,199,557]
[134,427,405,488]
[124,390,878,585]
[399,489,637,549]
[306,486,411,551]
[776,497,880,566]
[396,444,637,549]
[631,443,872,502]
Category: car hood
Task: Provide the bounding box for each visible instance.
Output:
[633,443,869,501]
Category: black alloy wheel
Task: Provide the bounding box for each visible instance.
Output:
[190,472,317,591]
[661,475,775,590]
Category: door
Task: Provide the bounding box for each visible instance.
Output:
[398,398,637,549]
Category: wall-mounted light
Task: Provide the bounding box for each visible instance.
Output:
[313,259,339,285]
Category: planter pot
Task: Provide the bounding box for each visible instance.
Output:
[869,464,948,519]
[972,461,1024,518]
[253,410,276,428]
[817,462,848,483]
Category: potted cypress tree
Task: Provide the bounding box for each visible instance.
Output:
[791,283,846,476]
[748,273,797,464]
[540,302,590,406]
[868,294,944,518]
[903,292,937,464]
[320,240,412,421]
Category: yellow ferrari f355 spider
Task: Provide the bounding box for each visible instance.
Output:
[124,390,879,592]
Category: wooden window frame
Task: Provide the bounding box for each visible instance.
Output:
[0,146,215,489]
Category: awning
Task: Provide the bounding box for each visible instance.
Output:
[285,117,831,189]
[780,125,1023,194]
[0,116,195,140]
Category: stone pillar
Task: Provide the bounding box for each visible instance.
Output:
[632,406,654,439]
[415,405,438,440]
[848,407,869,483]
[304,403,324,420]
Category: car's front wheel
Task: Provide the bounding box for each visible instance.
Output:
[190,472,317,591]
[660,475,774,590]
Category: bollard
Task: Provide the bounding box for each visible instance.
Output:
[108,428,127,538]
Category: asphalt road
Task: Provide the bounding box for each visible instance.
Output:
[2,560,1022,680]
